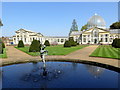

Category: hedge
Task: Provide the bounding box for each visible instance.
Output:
[44,40,50,46]
[29,40,41,52]
[18,40,24,47]
[112,38,120,48]
[64,40,71,47]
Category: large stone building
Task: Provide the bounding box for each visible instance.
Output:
[69,13,120,44]
[12,13,120,45]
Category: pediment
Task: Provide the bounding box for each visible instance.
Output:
[16,29,27,33]
[82,28,109,34]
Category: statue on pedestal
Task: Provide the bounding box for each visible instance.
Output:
[40,45,48,64]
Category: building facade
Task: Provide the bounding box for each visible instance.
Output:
[69,14,120,44]
[13,29,68,45]
[13,14,120,45]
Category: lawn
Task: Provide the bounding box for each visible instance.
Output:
[90,45,120,59]
[15,45,88,56]
[0,48,7,58]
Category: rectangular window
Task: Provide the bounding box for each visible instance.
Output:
[105,34,108,37]
[25,38,26,42]
[101,35,103,37]
[110,38,113,42]
[83,35,86,37]
[83,38,86,42]
[101,38,103,42]
[105,38,108,42]
[61,39,64,42]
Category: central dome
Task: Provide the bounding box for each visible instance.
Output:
[87,13,106,29]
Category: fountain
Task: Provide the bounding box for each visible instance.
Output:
[2,45,119,88]
[40,45,48,76]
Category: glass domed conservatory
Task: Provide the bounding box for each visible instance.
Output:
[87,13,106,29]
[69,13,120,44]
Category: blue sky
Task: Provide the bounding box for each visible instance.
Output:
[2,2,118,37]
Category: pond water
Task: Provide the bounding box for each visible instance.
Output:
[1,61,119,88]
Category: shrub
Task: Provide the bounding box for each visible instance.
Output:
[37,40,42,48]
[29,40,41,52]
[112,38,117,47]
[77,42,79,45]
[112,38,120,48]
[0,39,5,48]
[18,40,24,47]
[64,40,71,47]
[75,41,79,45]
[2,42,5,48]
[0,43,3,54]
[116,39,120,48]
[0,39,4,54]
[72,42,77,46]
[44,40,50,46]
[69,37,77,46]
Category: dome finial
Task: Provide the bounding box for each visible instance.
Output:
[95,13,98,15]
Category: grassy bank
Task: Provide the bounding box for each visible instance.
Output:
[90,45,120,59]
[0,48,7,58]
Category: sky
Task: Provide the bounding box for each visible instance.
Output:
[1,2,118,37]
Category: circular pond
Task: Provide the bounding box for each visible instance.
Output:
[1,61,119,88]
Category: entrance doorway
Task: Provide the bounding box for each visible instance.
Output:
[94,39,97,44]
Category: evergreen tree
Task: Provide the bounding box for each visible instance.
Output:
[70,19,79,31]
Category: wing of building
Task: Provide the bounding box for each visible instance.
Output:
[13,28,68,45]
[13,28,44,45]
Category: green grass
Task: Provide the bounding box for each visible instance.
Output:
[0,48,7,58]
[15,45,88,56]
[90,45,120,59]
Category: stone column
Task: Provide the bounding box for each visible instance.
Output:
[16,34,18,44]
[22,33,25,44]
[103,34,105,44]
[108,34,110,44]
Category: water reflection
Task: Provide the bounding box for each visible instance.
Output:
[21,62,63,84]
[84,65,104,78]
[2,62,118,88]
[72,63,78,70]
[0,67,2,89]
